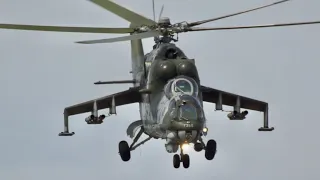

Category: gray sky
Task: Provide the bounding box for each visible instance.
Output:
[1,0,320,179]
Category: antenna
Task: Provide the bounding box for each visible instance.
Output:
[158,4,164,21]
[152,0,156,21]
[152,0,164,22]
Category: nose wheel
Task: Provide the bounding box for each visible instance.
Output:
[181,154,190,168]
[173,153,190,168]
[172,144,190,168]
[173,154,180,168]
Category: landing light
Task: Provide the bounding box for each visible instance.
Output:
[203,127,208,133]
[181,143,189,152]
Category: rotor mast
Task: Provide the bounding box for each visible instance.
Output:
[153,17,179,46]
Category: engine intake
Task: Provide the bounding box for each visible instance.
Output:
[227,110,248,120]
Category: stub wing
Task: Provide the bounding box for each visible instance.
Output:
[59,87,141,136]
[200,85,274,131]
[201,85,267,111]
[65,87,140,116]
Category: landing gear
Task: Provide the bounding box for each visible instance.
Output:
[118,127,152,162]
[197,137,217,160]
[205,139,217,160]
[172,154,190,168]
[172,144,190,168]
[194,142,203,152]
[181,154,190,168]
[119,141,130,161]
[173,154,180,168]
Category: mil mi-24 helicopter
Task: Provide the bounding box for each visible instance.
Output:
[1,0,320,168]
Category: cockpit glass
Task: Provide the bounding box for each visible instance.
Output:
[164,76,199,99]
[174,80,192,93]
[179,104,197,120]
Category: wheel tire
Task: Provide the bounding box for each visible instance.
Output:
[205,139,217,160]
[173,154,180,168]
[194,143,203,152]
[182,154,190,168]
[119,141,131,162]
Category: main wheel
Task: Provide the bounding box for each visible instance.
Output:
[119,141,131,162]
[194,142,203,152]
[181,154,190,168]
[205,139,217,160]
[173,154,180,168]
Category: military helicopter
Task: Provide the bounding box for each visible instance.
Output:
[1,0,319,169]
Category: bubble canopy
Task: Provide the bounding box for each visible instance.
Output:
[164,76,199,99]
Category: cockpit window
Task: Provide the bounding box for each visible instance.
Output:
[174,80,192,93]
[171,77,197,96]
[164,75,199,99]
[179,104,197,121]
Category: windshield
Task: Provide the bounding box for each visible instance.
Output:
[174,79,192,93]
[164,76,199,99]
[179,104,198,121]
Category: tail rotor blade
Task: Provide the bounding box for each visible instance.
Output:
[188,0,290,27]
[76,31,160,44]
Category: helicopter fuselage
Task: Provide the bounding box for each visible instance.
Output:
[135,43,206,153]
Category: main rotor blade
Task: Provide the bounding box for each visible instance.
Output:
[0,23,134,33]
[188,0,290,27]
[76,31,160,44]
[94,80,135,84]
[89,0,156,26]
[187,21,320,31]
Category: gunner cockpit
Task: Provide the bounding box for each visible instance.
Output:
[164,76,204,122]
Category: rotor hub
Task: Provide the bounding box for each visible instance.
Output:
[158,17,171,26]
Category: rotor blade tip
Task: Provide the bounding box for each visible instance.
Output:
[75,41,88,44]
[276,0,290,4]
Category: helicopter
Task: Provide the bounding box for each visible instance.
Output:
[1,0,319,169]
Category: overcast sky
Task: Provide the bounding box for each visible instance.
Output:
[1,0,320,179]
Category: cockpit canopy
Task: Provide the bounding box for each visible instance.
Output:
[164,76,199,99]
[179,102,198,121]
[166,93,204,121]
